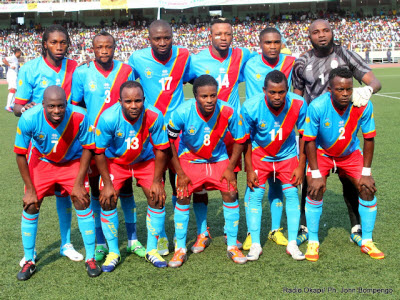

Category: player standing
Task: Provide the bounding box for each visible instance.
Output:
[71,32,144,261]
[302,67,384,261]
[13,24,83,265]
[94,81,170,270]
[14,86,101,280]
[241,27,297,250]
[128,20,191,255]
[292,19,382,246]
[187,18,253,251]
[241,71,307,261]
[167,75,248,267]
[3,48,22,112]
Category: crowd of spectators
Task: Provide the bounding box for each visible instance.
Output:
[0,14,399,63]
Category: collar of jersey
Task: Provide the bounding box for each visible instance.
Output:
[44,56,62,73]
[208,46,230,63]
[94,60,114,78]
[196,101,215,122]
[122,108,143,125]
[261,54,280,68]
[151,49,173,65]
[43,108,63,129]
[331,96,350,116]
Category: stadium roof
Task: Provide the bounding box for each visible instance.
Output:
[0,0,331,13]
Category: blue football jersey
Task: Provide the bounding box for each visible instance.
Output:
[303,92,376,157]
[71,60,134,128]
[188,47,253,112]
[95,102,169,165]
[243,53,296,99]
[241,92,307,162]
[128,46,191,122]
[14,104,94,163]
[15,56,77,106]
[167,99,248,163]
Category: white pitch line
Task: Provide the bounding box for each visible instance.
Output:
[374,93,400,100]
[378,92,400,95]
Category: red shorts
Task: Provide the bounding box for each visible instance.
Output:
[224,132,242,172]
[87,158,100,178]
[252,156,299,185]
[306,149,363,179]
[100,159,155,191]
[179,159,234,196]
[28,149,84,200]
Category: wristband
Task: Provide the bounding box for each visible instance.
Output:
[362,167,371,176]
[21,107,26,113]
[311,169,322,179]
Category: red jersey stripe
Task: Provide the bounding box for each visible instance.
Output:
[217,48,243,103]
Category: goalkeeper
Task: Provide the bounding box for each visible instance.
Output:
[291,19,381,247]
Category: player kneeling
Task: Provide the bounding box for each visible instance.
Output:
[167,75,248,268]
[94,81,170,270]
[303,67,384,261]
[15,86,101,281]
[241,70,307,261]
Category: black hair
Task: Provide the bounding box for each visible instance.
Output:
[13,48,22,54]
[193,75,218,96]
[259,27,281,41]
[210,18,232,33]
[264,70,288,90]
[93,31,116,46]
[120,80,144,98]
[42,24,70,57]
[328,67,353,84]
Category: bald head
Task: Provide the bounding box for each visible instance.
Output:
[149,20,172,36]
[309,19,331,34]
[43,85,67,125]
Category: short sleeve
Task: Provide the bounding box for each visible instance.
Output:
[94,115,114,154]
[128,53,140,80]
[228,110,248,144]
[70,69,84,105]
[302,104,319,141]
[360,102,376,139]
[296,100,308,135]
[291,57,306,92]
[15,65,33,105]
[167,109,184,140]
[78,114,95,150]
[14,115,32,155]
[149,112,169,150]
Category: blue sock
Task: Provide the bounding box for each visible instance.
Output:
[193,202,208,236]
[305,197,323,243]
[146,206,166,252]
[268,178,283,231]
[359,197,377,241]
[90,195,106,245]
[100,208,119,255]
[76,208,96,261]
[174,203,190,249]
[21,211,39,262]
[56,195,72,246]
[282,184,300,242]
[223,200,240,247]
[171,195,177,209]
[245,184,265,245]
[120,193,138,241]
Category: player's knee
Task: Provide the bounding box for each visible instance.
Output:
[24,203,41,214]
[176,197,190,206]
[222,191,237,203]
[359,185,374,201]
[73,201,86,211]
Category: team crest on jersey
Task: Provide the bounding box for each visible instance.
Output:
[323,118,332,128]
[145,68,152,79]
[255,73,262,81]
[259,120,267,129]
[116,129,125,138]
[89,81,97,91]
[37,132,46,140]
[306,65,312,71]
[331,59,339,69]
[40,77,49,88]
[188,125,197,135]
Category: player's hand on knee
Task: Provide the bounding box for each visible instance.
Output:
[71,184,90,208]
[176,172,191,199]
[307,178,325,200]
[246,170,259,191]
[23,189,40,212]
[290,166,304,186]
[150,182,166,208]
[358,175,377,195]
[99,183,117,210]
[221,168,237,193]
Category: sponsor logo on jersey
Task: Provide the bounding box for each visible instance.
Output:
[219,68,226,73]
[116,129,124,138]
[188,125,197,135]
[331,59,339,69]
[339,120,345,127]
[129,130,136,137]
[162,69,169,76]
[104,83,110,89]
[56,78,61,86]
[145,68,152,79]
[259,120,267,129]
[89,80,97,91]
[274,121,280,128]
[51,133,58,140]
[204,126,211,133]
[40,77,48,88]
[323,118,331,128]
[37,132,46,140]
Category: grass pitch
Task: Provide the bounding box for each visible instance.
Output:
[0,68,399,299]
